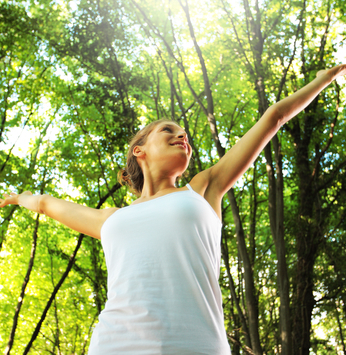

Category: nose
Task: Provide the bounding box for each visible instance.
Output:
[178,131,188,142]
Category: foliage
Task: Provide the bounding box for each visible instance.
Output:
[0,0,345,354]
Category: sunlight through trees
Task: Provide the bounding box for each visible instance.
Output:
[1,0,346,354]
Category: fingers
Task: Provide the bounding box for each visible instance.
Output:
[0,192,16,206]
[0,191,31,208]
[2,193,13,199]
[338,64,346,76]
[0,197,9,207]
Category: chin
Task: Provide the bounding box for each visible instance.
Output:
[161,153,190,174]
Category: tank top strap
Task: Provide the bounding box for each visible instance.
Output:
[186,183,193,192]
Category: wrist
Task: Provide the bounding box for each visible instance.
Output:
[316,69,333,84]
[17,191,31,205]
[327,68,338,83]
[17,192,44,214]
[317,64,346,83]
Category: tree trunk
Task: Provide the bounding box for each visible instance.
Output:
[179,1,263,352]
[221,229,252,348]
[273,135,292,354]
[290,113,319,355]
[335,300,346,355]
[4,214,40,355]
[23,233,85,355]
[227,189,262,354]
[22,183,121,354]
[226,0,294,350]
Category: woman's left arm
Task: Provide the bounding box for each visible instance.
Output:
[206,64,346,199]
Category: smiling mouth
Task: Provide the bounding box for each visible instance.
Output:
[171,143,187,149]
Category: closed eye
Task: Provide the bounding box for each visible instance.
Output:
[162,125,189,143]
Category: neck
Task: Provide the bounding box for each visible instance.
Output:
[140,166,178,198]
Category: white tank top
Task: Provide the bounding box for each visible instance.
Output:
[88,184,231,355]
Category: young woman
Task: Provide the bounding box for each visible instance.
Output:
[1,65,345,354]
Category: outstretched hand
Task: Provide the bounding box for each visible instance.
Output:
[317,64,346,80]
[0,191,32,208]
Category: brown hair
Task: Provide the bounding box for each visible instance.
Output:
[117,119,179,196]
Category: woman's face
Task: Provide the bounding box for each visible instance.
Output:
[135,121,192,176]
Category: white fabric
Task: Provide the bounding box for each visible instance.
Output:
[88,184,231,355]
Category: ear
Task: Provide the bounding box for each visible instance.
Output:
[133,146,145,158]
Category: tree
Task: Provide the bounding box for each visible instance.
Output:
[1,0,345,354]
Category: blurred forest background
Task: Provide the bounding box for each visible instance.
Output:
[1,0,346,354]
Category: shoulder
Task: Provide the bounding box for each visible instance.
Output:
[100,207,120,221]
[189,169,212,196]
[189,167,222,198]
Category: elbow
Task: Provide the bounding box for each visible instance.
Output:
[265,105,285,128]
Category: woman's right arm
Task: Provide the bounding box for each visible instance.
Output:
[0,191,118,239]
